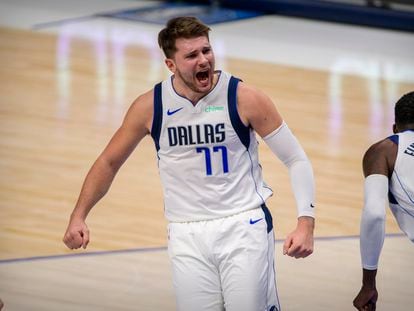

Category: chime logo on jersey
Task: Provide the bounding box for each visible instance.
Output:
[205,105,224,113]
[167,123,225,146]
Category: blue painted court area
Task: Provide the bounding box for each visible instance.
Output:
[99,2,265,25]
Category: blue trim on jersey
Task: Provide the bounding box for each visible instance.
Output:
[387,134,399,145]
[389,191,414,218]
[247,149,267,204]
[228,76,250,149]
[395,170,414,205]
[261,204,273,233]
[151,82,163,151]
[389,171,414,217]
[388,190,398,205]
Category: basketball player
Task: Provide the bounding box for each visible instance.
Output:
[63,16,316,311]
[353,91,414,311]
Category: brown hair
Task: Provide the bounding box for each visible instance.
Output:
[158,16,211,58]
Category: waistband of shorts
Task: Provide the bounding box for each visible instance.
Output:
[169,204,268,224]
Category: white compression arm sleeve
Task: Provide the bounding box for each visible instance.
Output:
[360,174,388,270]
[263,122,315,218]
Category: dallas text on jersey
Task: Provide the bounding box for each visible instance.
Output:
[167,123,226,146]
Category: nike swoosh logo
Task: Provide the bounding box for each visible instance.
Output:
[249,218,263,225]
[167,107,183,116]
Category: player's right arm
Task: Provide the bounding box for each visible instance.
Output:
[63,90,154,250]
[353,138,397,310]
[236,82,315,259]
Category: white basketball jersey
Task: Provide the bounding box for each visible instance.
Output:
[388,130,414,241]
[151,71,273,222]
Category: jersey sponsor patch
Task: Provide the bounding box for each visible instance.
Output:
[205,105,224,112]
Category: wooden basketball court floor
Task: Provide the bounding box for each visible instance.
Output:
[1,1,414,310]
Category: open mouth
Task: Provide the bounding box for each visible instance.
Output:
[196,70,209,84]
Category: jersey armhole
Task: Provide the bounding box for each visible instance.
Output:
[228,76,250,149]
[387,134,399,145]
[151,82,163,151]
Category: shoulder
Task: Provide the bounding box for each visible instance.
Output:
[235,81,283,137]
[123,88,154,133]
[236,81,269,105]
[363,136,397,177]
[130,89,154,112]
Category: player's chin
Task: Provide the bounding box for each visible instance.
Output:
[196,78,212,92]
[198,85,211,94]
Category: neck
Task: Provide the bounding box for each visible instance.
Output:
[397,123,414,132]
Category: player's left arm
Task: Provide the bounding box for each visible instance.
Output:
[237,82,315,258]
[353,138,396,310]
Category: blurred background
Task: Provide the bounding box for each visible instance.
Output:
[0,1,413,310]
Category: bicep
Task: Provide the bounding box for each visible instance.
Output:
[99,97,152,170]
[100,126,143,169]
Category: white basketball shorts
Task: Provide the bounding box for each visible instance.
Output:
[167,205,280,311]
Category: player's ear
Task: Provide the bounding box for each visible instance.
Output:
[165,58,176,73]
[393,124,398,133]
